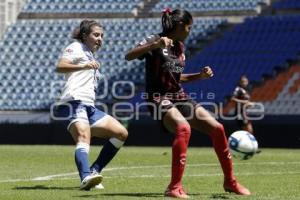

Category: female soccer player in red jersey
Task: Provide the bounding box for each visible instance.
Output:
[231,75,254,134]
[125,9,250,198]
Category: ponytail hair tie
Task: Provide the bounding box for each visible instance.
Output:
[163,8,172,14]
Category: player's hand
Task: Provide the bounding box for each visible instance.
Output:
[245,101,255,107]
[156,37,174,48]
[83,61,100,70]
[200,66,214,79]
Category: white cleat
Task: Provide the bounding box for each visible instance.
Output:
[80,173,103,191]
[95,183,104,190]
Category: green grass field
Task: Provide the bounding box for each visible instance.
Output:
[0,145,299,200]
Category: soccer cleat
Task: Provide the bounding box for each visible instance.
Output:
[223,179,251,195]
[80,173,103,191]
[94,183,104,190]
[165,186,190,199]
[89,168,104,189]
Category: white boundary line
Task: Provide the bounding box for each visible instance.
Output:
[0,161,299,183]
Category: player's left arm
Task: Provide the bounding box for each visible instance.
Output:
[180,66,213,83]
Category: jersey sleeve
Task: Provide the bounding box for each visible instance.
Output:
[60,42,83,64]
[136,34,158,60]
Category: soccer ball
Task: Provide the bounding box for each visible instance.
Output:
[228,130,258,160]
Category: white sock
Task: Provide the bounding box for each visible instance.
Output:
[109,138,124,149]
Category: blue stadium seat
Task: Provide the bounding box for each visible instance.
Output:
[22,0,141,13]
[273,0,300,9]
[152,0,267,12]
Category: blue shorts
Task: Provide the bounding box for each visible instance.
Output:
[52,100,108,130]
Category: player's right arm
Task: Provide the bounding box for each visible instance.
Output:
[231,89,254,106]
[231,87,250,104]
[231,97,254,108]
[56,42,100,73]
[125,36,173,61]
[231,97,249,104]
[56,58,99,73]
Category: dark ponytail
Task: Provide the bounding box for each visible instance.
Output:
[161,8,193,34]
[72,19,103,42]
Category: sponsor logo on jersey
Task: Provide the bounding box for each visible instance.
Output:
[162,61,184,73]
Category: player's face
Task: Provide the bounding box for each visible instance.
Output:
[84,26,104,53]
[176,21,193,41]
[240,77,249,88]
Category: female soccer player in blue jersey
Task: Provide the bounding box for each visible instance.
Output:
[54,20,128,190]
[126,9,250,198]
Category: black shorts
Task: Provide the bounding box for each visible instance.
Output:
[147,99,199,131]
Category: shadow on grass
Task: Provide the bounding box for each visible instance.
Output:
[14,186,230,199]
[210,193,231,199]
[75,192,163,198]
[75,192,204,198]
[13,185,78,190]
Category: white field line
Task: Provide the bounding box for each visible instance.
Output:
[0,161,299,183]
[102,171,300,179]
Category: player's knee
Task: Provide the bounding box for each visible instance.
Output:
[211,122,225,135]
[116,126,128,141]
[109,127,127,149]
[77,133,90,143]
[73,126,90,142]
[216,123,225,132]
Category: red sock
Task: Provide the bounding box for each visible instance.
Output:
[169,123,191,188]
[210,124,234,181]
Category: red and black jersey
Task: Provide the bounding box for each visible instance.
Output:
[233,86,251,120]
[233,86,250,100]
[138,34,189,102]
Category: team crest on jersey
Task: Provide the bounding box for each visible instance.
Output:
[65,48,73,53]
